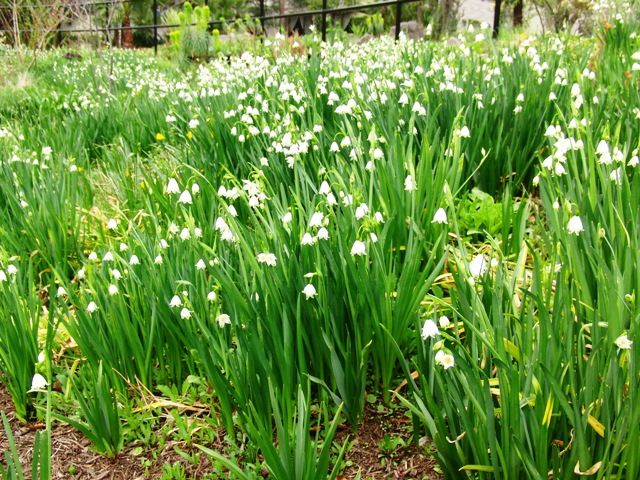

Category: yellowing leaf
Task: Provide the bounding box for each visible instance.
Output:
[574,460,602,475]
[503,338,521,361]
[460,465,495,473]
[392,370,419,398]
[587,415,605,438]
[543,396,554,427]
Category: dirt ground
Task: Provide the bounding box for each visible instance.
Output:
[0,386,441,479]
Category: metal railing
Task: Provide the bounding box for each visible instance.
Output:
[0,0,504,53]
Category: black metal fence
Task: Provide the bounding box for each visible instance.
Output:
[0,0,503,53]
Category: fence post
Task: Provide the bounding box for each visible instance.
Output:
[259,0,265,35]
[57,7,63,47]
[493,0,502,39]
[321,0,327,42]
[105,1,110,46]
[153,0,158,55]
[395,0,401,40]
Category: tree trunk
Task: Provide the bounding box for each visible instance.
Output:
[278,0,287,28]
[513,0,523,28]
[122,12,134,48]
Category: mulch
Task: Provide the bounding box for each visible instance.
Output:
[339,404,441,480]
[0,386,441,479]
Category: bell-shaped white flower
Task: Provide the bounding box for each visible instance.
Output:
[302,283,317,299]
[350,240,367,256]
[178,190,193,205]
[169,295,182,308]
[166,178,180,195]
[421,319,440,339]
[567,216,584,235]
[30,373,48,392]
[469,254,488,278]
[432,208,448,224]
[216,313,231,327]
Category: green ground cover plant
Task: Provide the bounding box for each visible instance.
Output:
[0,19,639,478]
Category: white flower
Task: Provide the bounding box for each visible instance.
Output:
[110,268,122,279]
[257,252,277,266]
[342,194,353,206]
[119,243,128,252]
[457,126,471,138]
[567,216,584,235]
[30,373,48,392]
[399,93,409,105]
[77,268,85,279]
[189,118,200,129]
[169,295,182,308]
[108,284,119,296]
[207,291,217,302]
[196,259,206,270]
[317,227,329,240]
[178,190,193,205]
[432,208,448,224]
[214,217,228,231]
[6,265,17,275]
[610,167,623,185]
[309,212,324,228]
[103,252,114,262]
[107,218,118,230]
[180,228,191,241]
[350,240,367,256]
[438,315,451,328]
[216,313,231,327]
[221,229,236,243]
[355,203,369,220]
[227,205,238,217]
[435,350,455,369]
[56,286,67,298]
[469,254,488,277]
[370,232,378,243]
[404,175,416,192]
[191,183,200,194]
[319,181,331,195]
[302,283,317,299]
[0,270,7,282]
[421,319,440,339]
[154,255,163,265]
[374,211,384,223]
[282,212,293,224]
[180,308,191,319]
[129,255,140,265]
[166,178,180,194]
[301,233,316,246]
[86,301,98,314]
[615,334,632,350]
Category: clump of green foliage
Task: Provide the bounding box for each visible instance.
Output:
[170,2,212,63]
[457,188,503,237]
